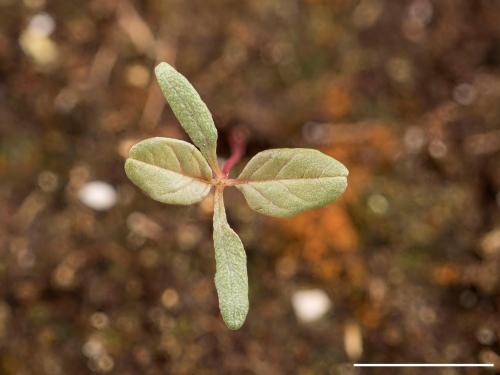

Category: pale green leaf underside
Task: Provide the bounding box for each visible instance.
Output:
[236,148,348,217]
[125,137,212,205]
[155,62,219,171]
[213,189,249,330]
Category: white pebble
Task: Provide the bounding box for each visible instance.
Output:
[79,181,117,211]
[28,12,55,37]
[292,289,332,323]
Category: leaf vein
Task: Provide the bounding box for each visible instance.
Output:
[128,158,211,184]
[248,184,289,210]
[247,154,274,179]
[278,181,311,204]
[274,154,297,178]
[167,145,183,174]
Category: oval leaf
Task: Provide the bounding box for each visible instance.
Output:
[155,62,219,172]
[235,148,348,217]
[213,188,249,330]
[125,137,213,205]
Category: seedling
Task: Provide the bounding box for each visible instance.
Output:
[124,63,349,330]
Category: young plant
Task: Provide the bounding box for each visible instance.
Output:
[124,63,349,330]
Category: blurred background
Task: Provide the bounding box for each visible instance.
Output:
[1,0,500,374]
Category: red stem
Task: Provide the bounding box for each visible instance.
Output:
[222,128,246,177]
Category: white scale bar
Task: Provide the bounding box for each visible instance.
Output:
[354,364,494,367]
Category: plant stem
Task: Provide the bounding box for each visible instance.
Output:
[222,128,246,177]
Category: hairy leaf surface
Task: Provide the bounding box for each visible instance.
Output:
[213,188,249,330]
[155,62,219,171]
[236,148,348,217]
[125,137,212,205]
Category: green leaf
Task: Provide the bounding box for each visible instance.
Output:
[235,148,348,217]
[125,137,213,205]
[155,62,220,172]
[213,188,249,330]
